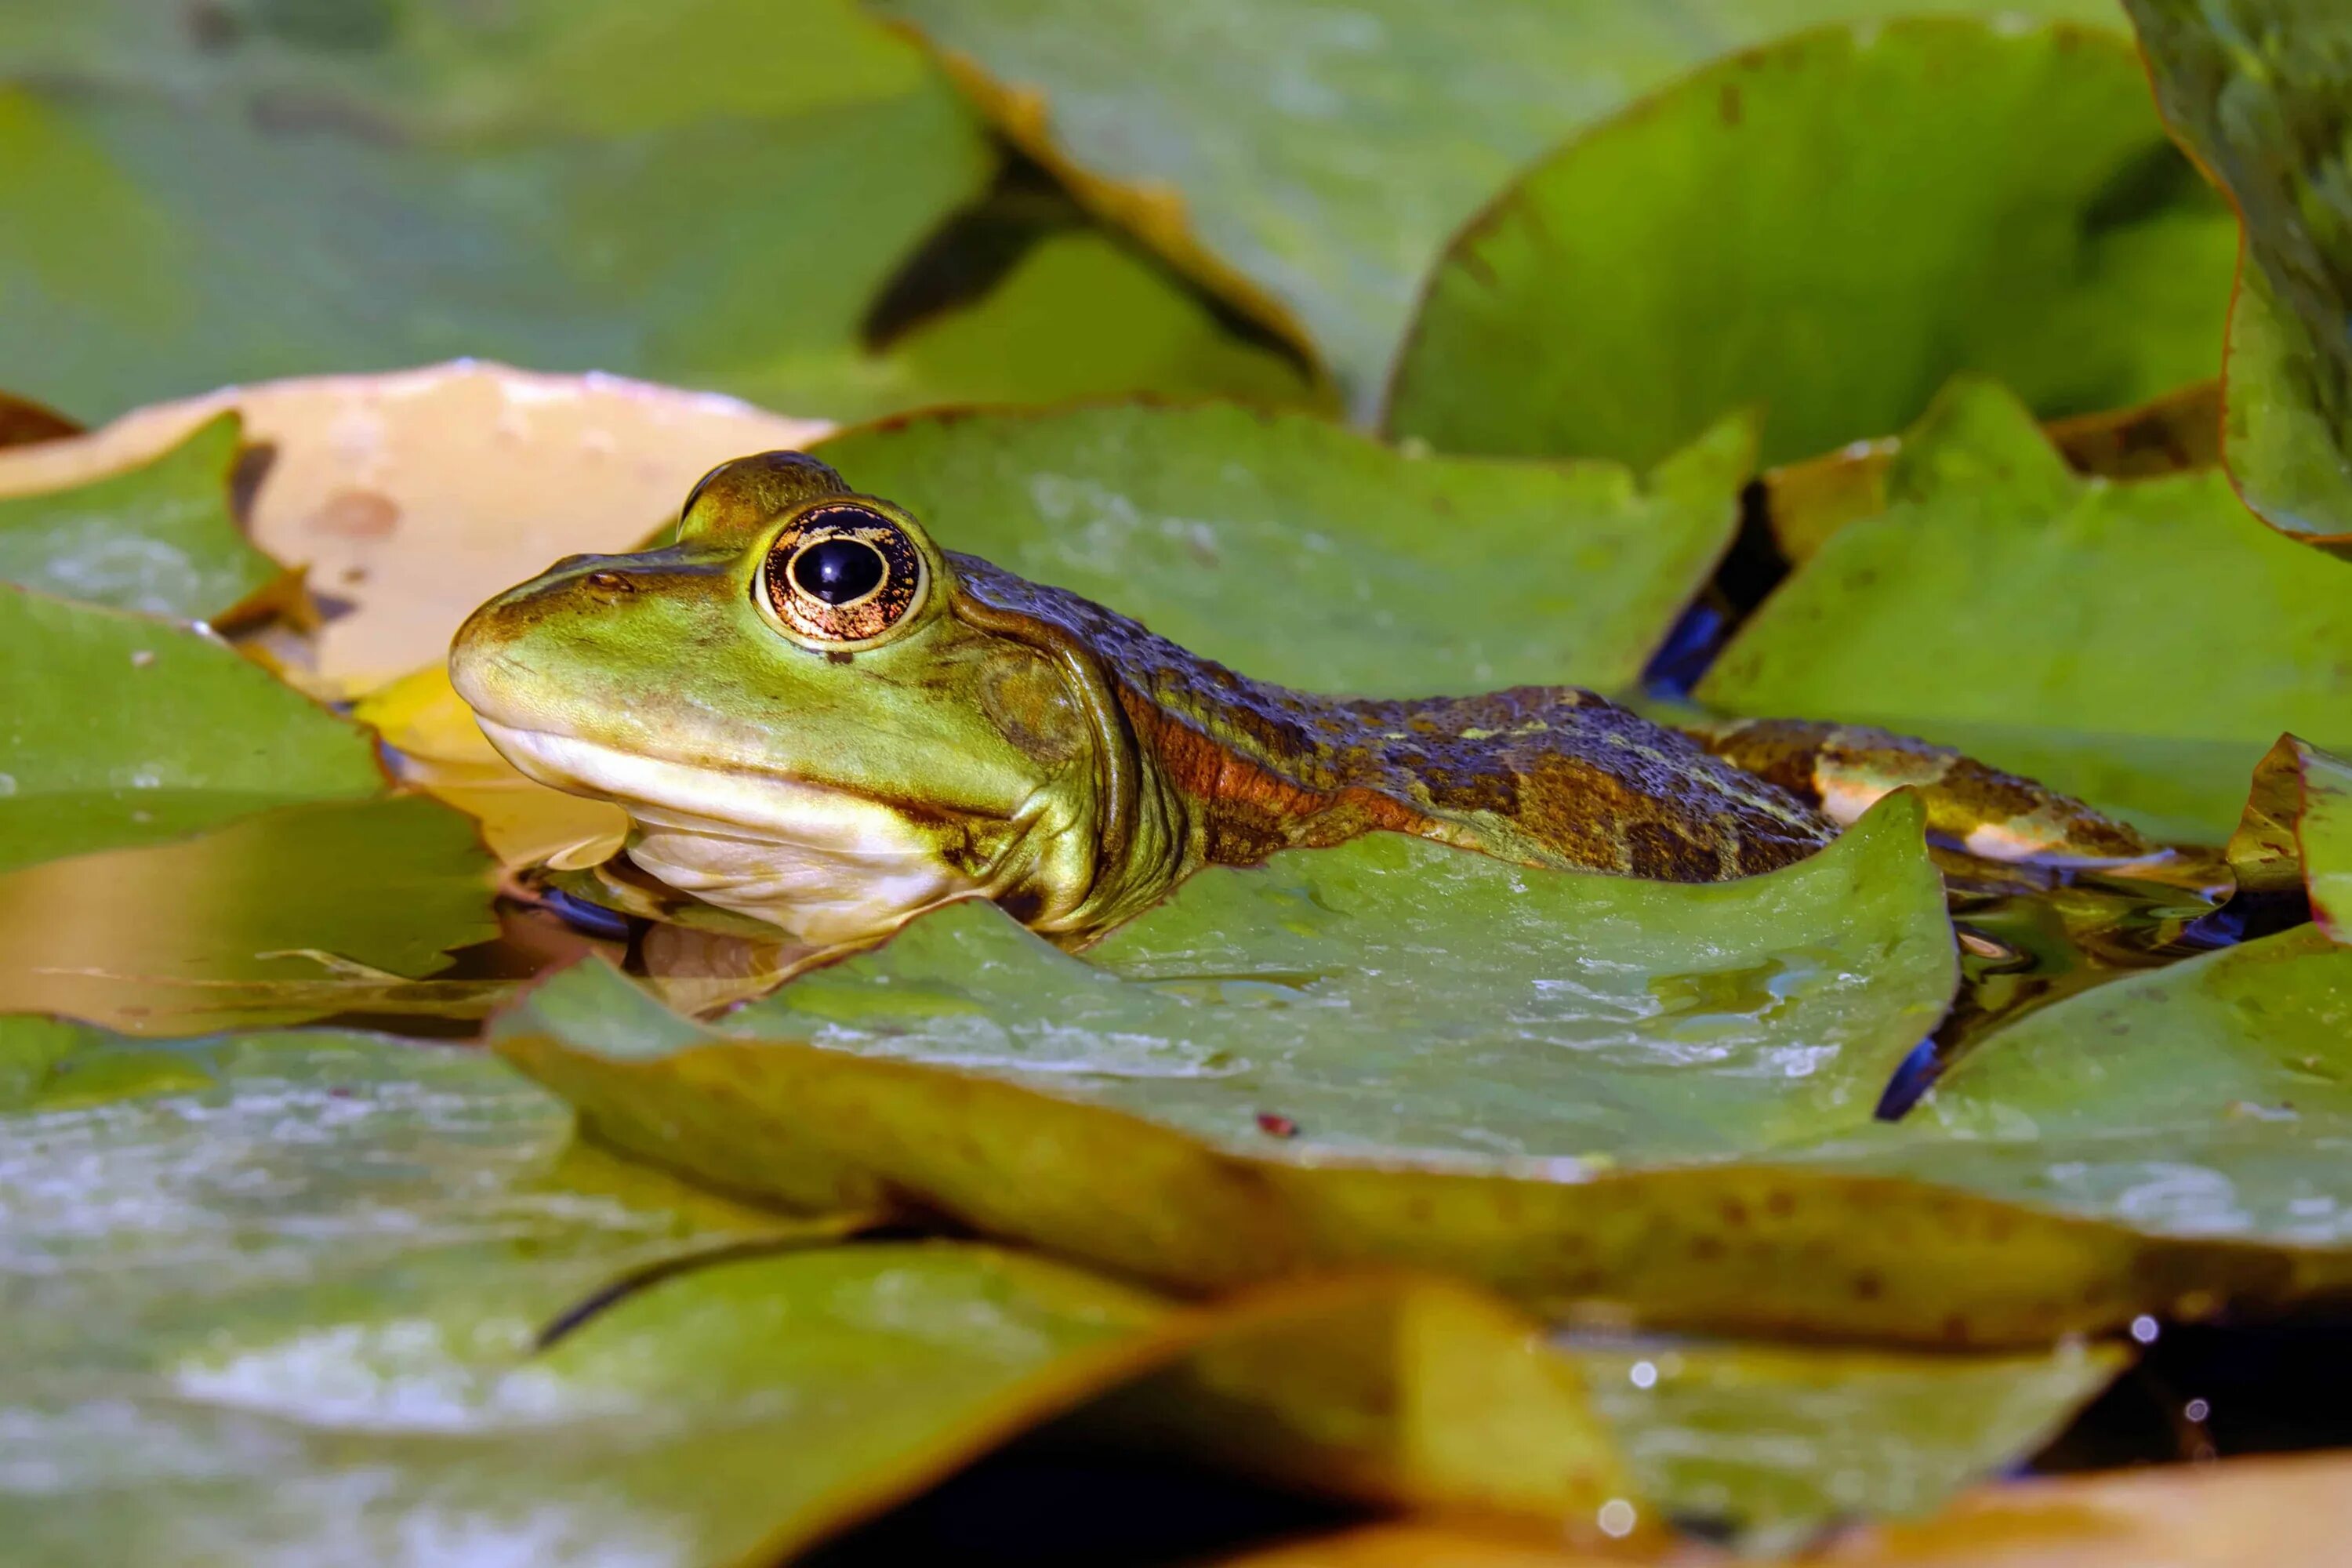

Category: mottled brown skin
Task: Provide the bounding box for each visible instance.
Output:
[953,554,1834,885]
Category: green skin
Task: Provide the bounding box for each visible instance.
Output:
[450,451,2151,952]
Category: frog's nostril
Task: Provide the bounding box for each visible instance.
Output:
[585,571,637,594]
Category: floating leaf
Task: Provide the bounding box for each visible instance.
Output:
[0,795,500,1035]
[815,401,1748,693]
[0,409,278,619]
[1763,381,2223,562]
[1698,379,2352,841]
[354,663,628,871]
[2225,735,2352,939]
[0,585,383,873]
[874,1,2132,414]
[724,790,1951,1165]
[1385,18,2234,468]
[2126,0,2352,554]
[0,364,829,694]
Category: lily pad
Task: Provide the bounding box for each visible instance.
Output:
[721,790,1951,1166]
[0,363,829,694]
[0,585,383,873]
[2225,735,2352,939]
[2125,0,2352,554]
[1385,18,2238,468]
[814,402,1751,694]
[1762,381,2223,562]
[0,2,1314,433]
[874,1,2132,414]
[1697,378,2352,841]
[0,411,278,620]
[0,795,500,1035]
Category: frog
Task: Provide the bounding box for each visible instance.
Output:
[448,449,2152,952]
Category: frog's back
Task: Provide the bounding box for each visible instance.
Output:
[951,553,1832,881]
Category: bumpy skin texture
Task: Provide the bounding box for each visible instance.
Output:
[451,449,2148,949]
[953,554,1831,881]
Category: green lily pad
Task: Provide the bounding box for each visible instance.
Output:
[0,410,278,619]
[1798,923,2352,1292]
[0,585,383,873]
[2226,735,2352,939]
[0,795,501,1035]
[1697,378,2352,841]
[1385,17,2238,468]
[2125,0,2352,554]
[874,1,2131,415]
[813,402,1750,695]
[723,789,1951,1166]
[0,1,1309,425]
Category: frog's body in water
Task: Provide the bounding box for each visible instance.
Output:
[449,451,2148,949]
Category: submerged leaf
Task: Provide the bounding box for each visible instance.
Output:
[1386,18,2236,467]
[2126,0,2352,554]
[2224,735,2352,938]
[815,402,1751,694]
[0,585,383,873]
[1699,379,2352,841]
[0,795,500,1035]
[0,412,275,620]
[873,0,2131,413]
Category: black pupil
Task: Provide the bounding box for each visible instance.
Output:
[792,536,887,604]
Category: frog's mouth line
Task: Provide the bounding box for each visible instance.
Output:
[472,717,966,860]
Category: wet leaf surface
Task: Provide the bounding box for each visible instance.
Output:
[874,1,2131,414]
[0,795,501,1035]
[0,1,1309,431]
[1699,379,2352,841]
[0,586,383,873]
[721,792,1952,1166]
[1385,19,2236,468]
[0,412,275,621]
[815,402,1751,694]
[2126,0,2352,554]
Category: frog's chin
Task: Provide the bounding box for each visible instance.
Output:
[471,717,988,946]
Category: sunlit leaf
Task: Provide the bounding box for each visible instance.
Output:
[2224,735,2352,940]
[2125,0,2352,554]
[1385,18,2236,467]
[1763,381,2223,563]
[0,409,278,620]
[814,402,1752,695]
[0,364,829,695]
[0,585,383,873]
[354,663,628,872]
[0,795,500,1035]
[873,1,2133,415]
[1698,378,2352,841]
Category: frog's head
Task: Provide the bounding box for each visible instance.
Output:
[449,452,1160,947]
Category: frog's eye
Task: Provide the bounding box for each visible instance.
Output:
[756,503,927,649]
